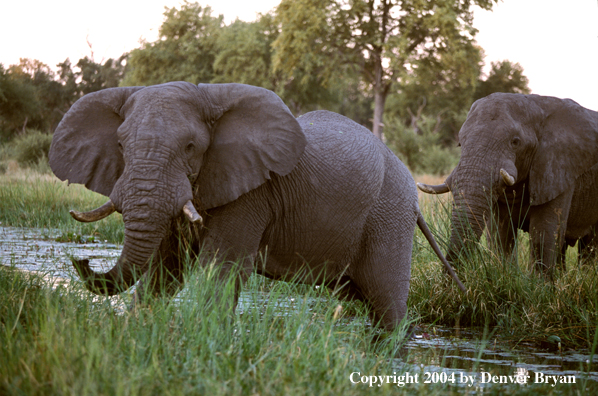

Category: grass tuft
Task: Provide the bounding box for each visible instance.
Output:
[413,195,598,349]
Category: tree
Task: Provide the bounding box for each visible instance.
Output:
[122,1,223,86]
[274,0,497,139]
[0,63,38,139]
[0,59,67,137]
[385,40,483,143]
[213,15,278,89]
[473,60,531,101]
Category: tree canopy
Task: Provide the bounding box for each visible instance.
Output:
[1,0,531,170]
[122,2,223,86]
[273,0,498,139]
[0,56,126,140]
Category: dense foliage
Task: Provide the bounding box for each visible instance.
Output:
[0,0,531,174]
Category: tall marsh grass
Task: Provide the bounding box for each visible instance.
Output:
[0,262,419,395]
[413,194,598,349]
[0,165,123,243]
[1,168,597,394]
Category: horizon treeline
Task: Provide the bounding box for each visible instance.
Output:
[0,1,529,174]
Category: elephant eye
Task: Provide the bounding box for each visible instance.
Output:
[186,142,195,153]
[118,141,123,153]
[511,137,521,148]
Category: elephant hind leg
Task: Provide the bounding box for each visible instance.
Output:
[349,218,415,332]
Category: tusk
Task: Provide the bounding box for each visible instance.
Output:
[183,200,203,224]
[416,182,450,194]
[500,169,515,186]
[70,201,116,223]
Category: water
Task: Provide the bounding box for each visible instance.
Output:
[0,226,120,277]
[2,225,597,393]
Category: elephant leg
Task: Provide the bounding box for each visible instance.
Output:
[557,240,572,268]
[197,199,269,311]
[488,201,520,261]
[529,190,574,277]
[578,227,598,265]
[349,209,416,332]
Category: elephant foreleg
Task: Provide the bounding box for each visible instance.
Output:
[578,226,598,265]
[487,201,521,261]
[529,190,574,277]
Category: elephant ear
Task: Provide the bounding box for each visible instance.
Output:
[195,83,306,209]
[529,96,598,206]
[49,86,144,197]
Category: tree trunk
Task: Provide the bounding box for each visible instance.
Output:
[372,88,386,140]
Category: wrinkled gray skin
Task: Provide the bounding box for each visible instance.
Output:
[49,82,461,331]
[418,93,598,276]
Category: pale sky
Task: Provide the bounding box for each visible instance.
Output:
[1,0,597,110]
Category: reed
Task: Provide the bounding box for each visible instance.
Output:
[1,168,597,394]
[0,164,123,244]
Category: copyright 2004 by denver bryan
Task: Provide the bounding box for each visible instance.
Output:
[349,370,577,388]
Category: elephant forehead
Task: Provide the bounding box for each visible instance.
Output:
[122,83,203,121]
[459,99,529,143]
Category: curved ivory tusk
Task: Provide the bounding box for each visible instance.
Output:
[70,201,116,223]
[183,200,203,224]
[416,182,450,194]
[500,169,516,186]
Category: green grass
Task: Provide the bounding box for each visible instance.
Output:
[0,165,123,244]
[1,167,598,395]
[0,262,423,396]
[413,195,598,350]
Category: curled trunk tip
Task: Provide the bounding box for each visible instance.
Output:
[70,200,116,223]
[417,182,450,195]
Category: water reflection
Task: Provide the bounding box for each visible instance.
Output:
[396,326,597,390]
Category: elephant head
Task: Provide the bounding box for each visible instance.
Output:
[418,93,598,263]
[49,82,306,294]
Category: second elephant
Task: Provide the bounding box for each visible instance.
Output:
[418,93,598,276]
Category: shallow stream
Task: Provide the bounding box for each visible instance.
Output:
[1,225,597,393]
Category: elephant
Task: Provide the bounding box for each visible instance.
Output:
[417,92,598,276]
[49,81,464,332]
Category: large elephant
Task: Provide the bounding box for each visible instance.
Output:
[418,92,598,276]
[49,82,463,331]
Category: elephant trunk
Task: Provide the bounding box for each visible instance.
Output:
[73,171,193,295]
[446,187,489,263]
[445,161,498,263]
[73,214,170,295]
[75,229,164,295]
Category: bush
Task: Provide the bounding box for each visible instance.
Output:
[384,115,460,175]
[8,129,53,169]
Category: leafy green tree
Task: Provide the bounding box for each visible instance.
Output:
[273,0,497,139]
[122,1,223,86]
[473,60,531,101]
[385,40,483,143]
[0,63,39,139]
[213,11,366,118]
[0,59,66,138]
[213,15,278,89]
[75,56,126,95]
[0,55,127,140]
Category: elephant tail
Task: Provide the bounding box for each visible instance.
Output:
[417,212,467,293]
